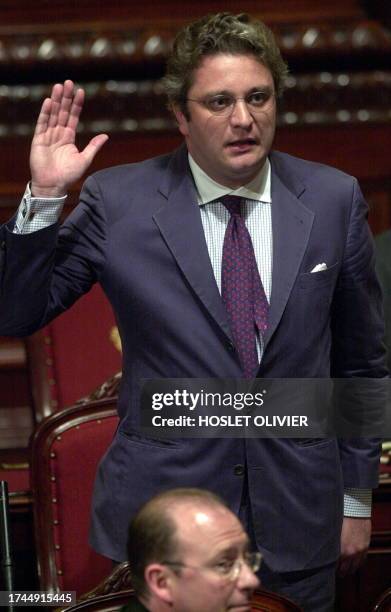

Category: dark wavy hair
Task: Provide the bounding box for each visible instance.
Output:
[162,12,288,116]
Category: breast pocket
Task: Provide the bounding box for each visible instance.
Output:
[298,262,339,290]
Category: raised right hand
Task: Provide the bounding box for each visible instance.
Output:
[30,79,109,198]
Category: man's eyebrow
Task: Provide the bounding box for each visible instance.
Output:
[247,85,274,94]
[212,539,251,558]
[203,89,233,97]
[204,86,274,97]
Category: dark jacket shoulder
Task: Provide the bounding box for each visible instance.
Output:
[120,595,149,612]
[270,149,356,192]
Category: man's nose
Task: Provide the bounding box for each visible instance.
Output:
[236,562,260,591]
[229,98,253,128]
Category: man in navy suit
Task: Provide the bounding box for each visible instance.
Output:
[0,13,387,611]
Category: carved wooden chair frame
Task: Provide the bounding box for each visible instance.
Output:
[30,374,121,592]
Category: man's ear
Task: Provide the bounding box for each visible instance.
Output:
[172,105,190,138]
[144,563,175,606]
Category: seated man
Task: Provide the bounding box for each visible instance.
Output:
[124,488,260,612]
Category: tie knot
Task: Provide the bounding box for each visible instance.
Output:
[221,195,242,217]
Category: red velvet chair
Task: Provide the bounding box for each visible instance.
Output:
[1,284,121,505]
[0,285,122,591]
[27,284,122,422]
[30,375,121,596]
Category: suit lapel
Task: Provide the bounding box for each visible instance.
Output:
[263,155,314,351]
[153,147,315,354]
[153,147,233,343]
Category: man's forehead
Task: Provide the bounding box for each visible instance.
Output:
[189,53,274,91]
[195,52,268,72]
[172,502,247,553]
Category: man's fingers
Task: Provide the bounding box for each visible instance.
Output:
[46,80,78,129]
[57,80,77,127]
[66,88,85,132]
[34,80,79,139]
[338,558,349,577]
[34,98,52,137]
[81,134,109,166]
[47,83,64,128]
[338,550,367,576]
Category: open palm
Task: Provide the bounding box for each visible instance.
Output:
[30,80,108,197]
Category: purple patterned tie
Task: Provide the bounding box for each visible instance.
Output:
[221,195,268,378]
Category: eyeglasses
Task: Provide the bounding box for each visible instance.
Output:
[186,90,274,115]
[162,551,262,581]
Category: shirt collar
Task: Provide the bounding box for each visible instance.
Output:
[188,154,271,205]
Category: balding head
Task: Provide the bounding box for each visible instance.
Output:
[127,488,260,611]
[127,488,227,597]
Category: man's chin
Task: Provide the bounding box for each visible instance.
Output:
[227,603,252,611]
[225,159,265,185]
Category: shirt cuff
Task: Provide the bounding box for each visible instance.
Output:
[14,183,67,234]
[343,488,372,518]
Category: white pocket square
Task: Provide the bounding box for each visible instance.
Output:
[310,263,328,273]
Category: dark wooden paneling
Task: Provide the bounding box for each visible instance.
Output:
[0,0,367,27]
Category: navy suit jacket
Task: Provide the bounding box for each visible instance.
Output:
[0,146,387,571]
[375,231,391,371]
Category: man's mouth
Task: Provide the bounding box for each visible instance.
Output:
[226,138,257,151]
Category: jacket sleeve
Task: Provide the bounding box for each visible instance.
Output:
[331,178,388,488]
[0,175,107,337]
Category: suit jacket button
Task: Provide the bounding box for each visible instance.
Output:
[234,464,245,476]
[227,341,235,352]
